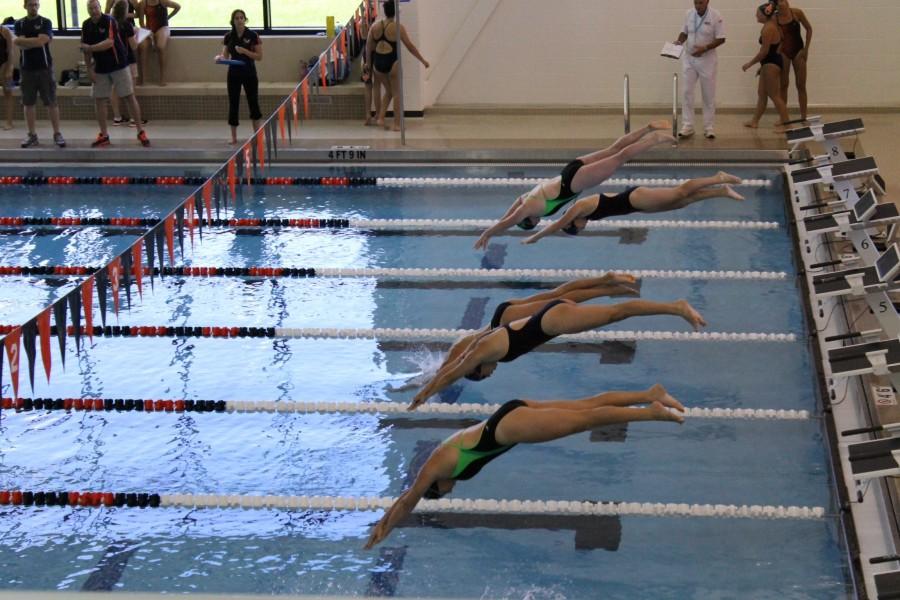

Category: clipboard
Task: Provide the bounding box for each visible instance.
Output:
[661,42,684,59]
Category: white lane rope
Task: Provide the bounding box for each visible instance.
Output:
[224,400,811,421]
[269,327,797,343]
[376,177,772,188]
[350,218,780,231]
[312,267,788,281]
[158,492,824,520]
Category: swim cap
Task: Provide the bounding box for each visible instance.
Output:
[562,223,580,235]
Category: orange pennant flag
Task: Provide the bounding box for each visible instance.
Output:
[108,257,121,315]
[278,105,287,141]
[301,80,310,119]
[4,327,21,399]
[82,277,94,342]
[227,158,237,202]
[256,129,266,172]
[185,196,196,247]
[319,54,327,87]
[291,90,299,126]
[132,241,143,299]
[202,179,213,222]
[164,215,175,265]
[340,29,347,56]
[37,308,51,382]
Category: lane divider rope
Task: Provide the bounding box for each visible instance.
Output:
[0,324,796,343]
[376,177,773,188]
[0,397,811,420]
[0,216,780,231]
[0,489,824,520]
[0,266,789,281]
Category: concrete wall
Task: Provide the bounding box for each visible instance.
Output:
[402,0,900,109]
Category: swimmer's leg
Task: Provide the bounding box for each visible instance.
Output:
[630,172,744,212]
[495,401,683,445]
[570,131,675,193]
[577,121,672,165]
[523,384,682,412]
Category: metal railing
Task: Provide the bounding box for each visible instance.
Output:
[672,73,679,139]
[623,74,631,134]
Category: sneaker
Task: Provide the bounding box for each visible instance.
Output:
[137,129,150,147]
[704,129,716,139]
[112,116,126,126]
[677,127,695,139]
[53,132,66,148]
[20,133,38,148]
[128,118,148,128]
[91,133,111,148]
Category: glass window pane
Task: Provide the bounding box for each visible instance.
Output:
[0,1,23,26]
[271,0,363,28]
[166,1,262,30]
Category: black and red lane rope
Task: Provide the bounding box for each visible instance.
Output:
[0,176,375,186]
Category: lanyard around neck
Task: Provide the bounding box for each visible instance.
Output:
[692,10,708,35]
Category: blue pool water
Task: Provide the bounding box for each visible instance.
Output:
[0,166,850,598]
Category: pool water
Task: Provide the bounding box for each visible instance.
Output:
[0,166,851,598]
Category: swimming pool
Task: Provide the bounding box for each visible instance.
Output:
[0,165,851,598]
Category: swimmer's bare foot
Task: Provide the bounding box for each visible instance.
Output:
[364,118,375,126]
[647,383,685,413]
[2,123,12,131]
[650,400,684,424]
[716,171,743,185]
[391,122,401,132]
[723,184,745,201]
[743,120,759,129]
[648,119,671,131]
[650,131,677,146]
[376,119,385,128]
[228,139,239,146]
[675,299,706,330]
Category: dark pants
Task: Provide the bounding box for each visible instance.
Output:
[227,67,261,127]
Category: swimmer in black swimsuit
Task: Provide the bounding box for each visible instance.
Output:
[365,1,429,131]
[435,273,640,375]
[522,171,745,243]
[474,122,676,251]
[408,297,705,410]
[742,2,791,131]
[365,383,686,548]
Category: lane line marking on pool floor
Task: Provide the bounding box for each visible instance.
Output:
[0,398,812,421]
[0,489,825,520]
[375,176,773,188]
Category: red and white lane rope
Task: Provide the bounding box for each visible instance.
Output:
[0,266,789,282]
[0,489,824,520]
[375,176,773,188]
[0,397,811,421]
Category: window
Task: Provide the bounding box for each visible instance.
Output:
[269,0,362,29]
[0,0,365,32]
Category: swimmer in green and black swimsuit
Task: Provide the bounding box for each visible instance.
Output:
[474,121,675,251]
[364,384,686,549]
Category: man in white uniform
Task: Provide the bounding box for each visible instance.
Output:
[673,0,726,139]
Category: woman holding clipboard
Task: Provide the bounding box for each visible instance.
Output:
[216,9,262,145]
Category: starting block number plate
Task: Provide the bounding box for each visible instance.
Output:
[872,385,897,406]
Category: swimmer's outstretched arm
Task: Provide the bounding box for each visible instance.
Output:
[365,461,445,549]
[522,196,596,245]
[409,344,497,410]
[474,196,532,251]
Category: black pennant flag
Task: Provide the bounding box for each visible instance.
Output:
[53,300,67,369]
[250,136,258,176]
[214,180,221,219]
[120,249,133,309]
[272,120,279,159]
[95,267,108,327]
[68,289,82,352]
[154,227,165,279]
[175,205,185,258]
[144,235,156,289]
[21,318,37,393]
[287,106,293,143]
